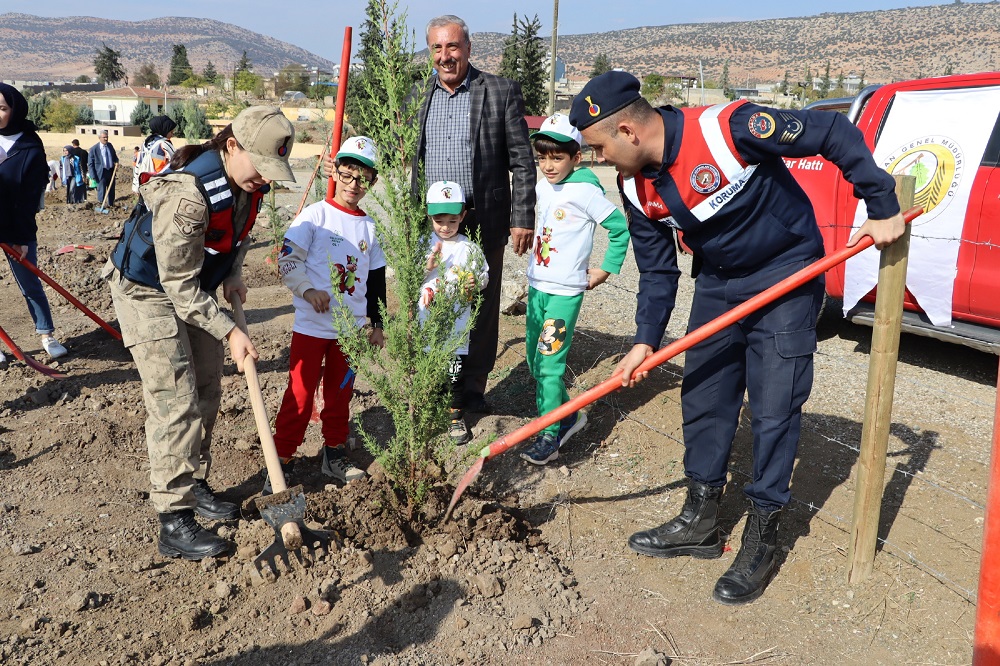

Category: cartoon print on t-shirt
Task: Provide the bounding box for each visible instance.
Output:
[534,226,557,267]
[335,255,359,295]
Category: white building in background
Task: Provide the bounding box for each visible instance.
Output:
[88,87,181,124]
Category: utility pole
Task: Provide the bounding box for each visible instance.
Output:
[699,59,705,105]
[547,0,559,115]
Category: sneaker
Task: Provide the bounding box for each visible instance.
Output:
[557,410,588,448]
[41,337,68,359]
[520,432,560,466]
[449,409,470,445]
[321,446,366,483]
[262,458,296,496]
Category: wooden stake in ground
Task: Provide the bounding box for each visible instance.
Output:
[847,174,915,584]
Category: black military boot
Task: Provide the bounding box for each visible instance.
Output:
[627,481,724,559]
[191,479,240,521]
[713,503,781,605]
[158,509,233,560]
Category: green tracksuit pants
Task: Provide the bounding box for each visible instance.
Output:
[526,287,583,437]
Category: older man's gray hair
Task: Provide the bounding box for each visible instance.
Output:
[99,129,109,136]
[426,15,470,45]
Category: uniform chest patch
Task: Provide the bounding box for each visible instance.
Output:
[553,208,566,221]
[359,240,368,253]
[748,112,775,139]
[690,164,721,194]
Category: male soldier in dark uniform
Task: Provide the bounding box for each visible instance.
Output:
[570,71,905,605]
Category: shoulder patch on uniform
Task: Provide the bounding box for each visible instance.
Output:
[777,112,804,145]
[748,112,775,139]
[173,195,207,237]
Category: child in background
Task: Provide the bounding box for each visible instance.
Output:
[271,136,386,488]
[419,181,489,444]
[520,113,631,465]
[60,146,84,204]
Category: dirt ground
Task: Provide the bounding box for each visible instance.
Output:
[0,156,996,665]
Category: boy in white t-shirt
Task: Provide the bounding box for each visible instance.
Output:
[272,136,387,487]
[419,181,489,444]
[520,114,631,465]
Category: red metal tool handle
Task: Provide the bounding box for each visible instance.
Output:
[481,206,923,461]
[0,322,67,378]
[325,27,354,201]
[1,243,122,341]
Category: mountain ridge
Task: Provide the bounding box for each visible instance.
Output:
[4,4,1000,86]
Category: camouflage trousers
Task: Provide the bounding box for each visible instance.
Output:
[108,271,224,513]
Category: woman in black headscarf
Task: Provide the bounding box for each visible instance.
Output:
[0,82,68,358]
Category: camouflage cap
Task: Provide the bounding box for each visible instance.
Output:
[232,106,296,182]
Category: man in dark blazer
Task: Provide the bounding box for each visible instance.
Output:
[88,130,119,210]
[415,15,537,411]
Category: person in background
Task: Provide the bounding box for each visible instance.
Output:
[71,138,89,195]
[0,82,69,359]
[46,158,60,193]
[132,115,177,196]
[88,129,119,210]
[61,145,85,204]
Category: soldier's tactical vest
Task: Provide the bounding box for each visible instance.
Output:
[620,100,754,228]
[111,150,268,292]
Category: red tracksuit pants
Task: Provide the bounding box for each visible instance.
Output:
[273,331,354,459]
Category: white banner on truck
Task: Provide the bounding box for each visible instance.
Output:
[844,85,1000,326]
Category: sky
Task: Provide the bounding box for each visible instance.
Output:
[22,0,994,63]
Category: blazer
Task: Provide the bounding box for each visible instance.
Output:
[414,65,536,252]
[88,141,119,180]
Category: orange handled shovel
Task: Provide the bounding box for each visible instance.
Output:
[444,207,924,520]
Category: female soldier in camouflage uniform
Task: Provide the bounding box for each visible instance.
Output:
[104,107,296,560]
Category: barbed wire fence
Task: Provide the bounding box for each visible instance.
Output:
[503,226,995,609]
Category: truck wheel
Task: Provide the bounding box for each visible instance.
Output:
[817,294,843,331]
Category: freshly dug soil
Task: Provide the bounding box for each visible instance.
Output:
[0,156,993,665]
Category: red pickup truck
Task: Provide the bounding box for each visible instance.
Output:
[790,73,1000,354]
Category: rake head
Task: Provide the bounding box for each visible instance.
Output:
[252,485,330,575]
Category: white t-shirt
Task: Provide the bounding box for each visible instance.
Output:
[0,132,21,165]
[418,232,489,355]
[527,168,618,296]
[281,199,386,339]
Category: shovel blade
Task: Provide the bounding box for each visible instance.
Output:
[444,456,485,522]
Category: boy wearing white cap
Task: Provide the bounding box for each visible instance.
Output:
[520,113,631,465]
[272,136,386,485]
[420,181,490,444]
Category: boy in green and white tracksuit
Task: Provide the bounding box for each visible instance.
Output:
[521,114,631,465]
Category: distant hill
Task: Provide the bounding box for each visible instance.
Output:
[0,13,336,81]
[4,4,1000,87]
[470,2,1000,85]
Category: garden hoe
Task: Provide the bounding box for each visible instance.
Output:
[444,206,924,521]
[227,294,328,574]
